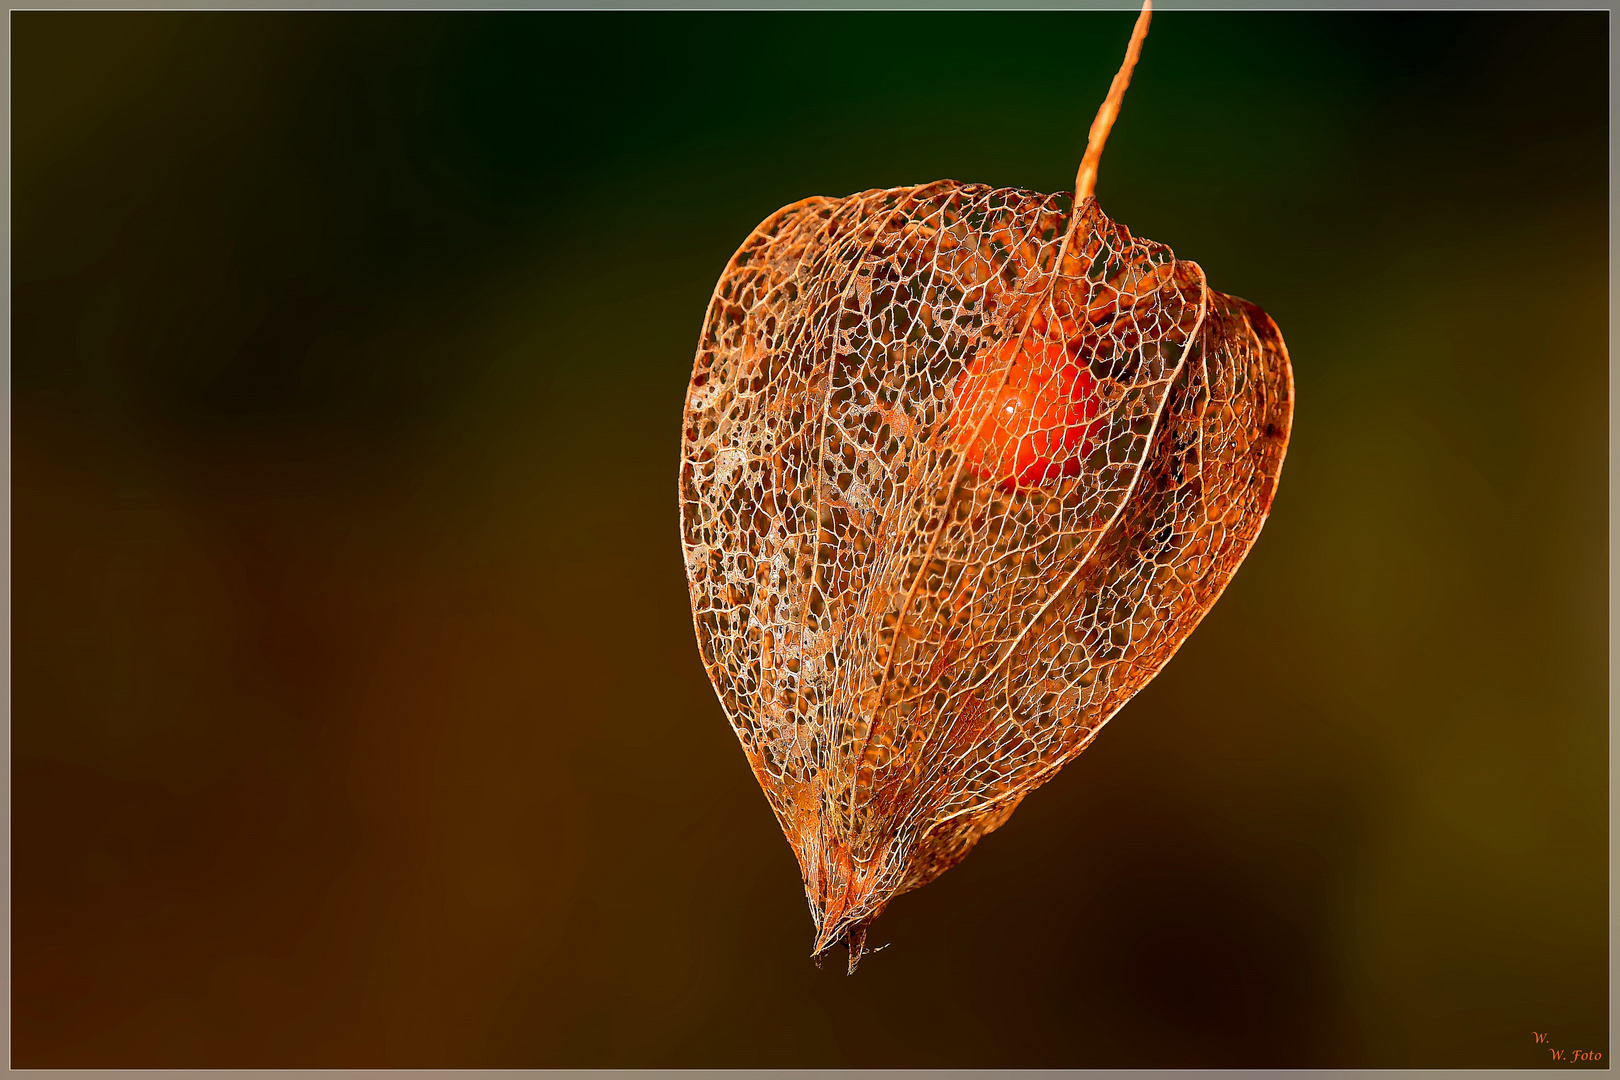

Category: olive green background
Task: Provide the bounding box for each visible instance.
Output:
[13,10,1607,1068]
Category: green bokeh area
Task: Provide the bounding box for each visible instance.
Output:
[14,11,1607,1068]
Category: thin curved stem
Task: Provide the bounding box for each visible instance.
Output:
[1074,0,1153,205]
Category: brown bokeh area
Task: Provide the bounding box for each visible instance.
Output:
[13,11,1607,1067]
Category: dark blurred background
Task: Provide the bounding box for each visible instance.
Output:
[13,10,1607,1067]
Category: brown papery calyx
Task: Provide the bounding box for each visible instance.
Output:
[679,0,1293,974]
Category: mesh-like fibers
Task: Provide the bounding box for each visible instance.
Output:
[679,184,1293,971]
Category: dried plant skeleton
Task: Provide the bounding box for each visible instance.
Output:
[679,2,1294,972]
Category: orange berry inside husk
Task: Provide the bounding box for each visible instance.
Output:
[948,321,1103,492]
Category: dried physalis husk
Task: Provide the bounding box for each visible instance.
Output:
[678,2,1292,973]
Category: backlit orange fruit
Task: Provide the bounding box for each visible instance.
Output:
[948,314,1103,491]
